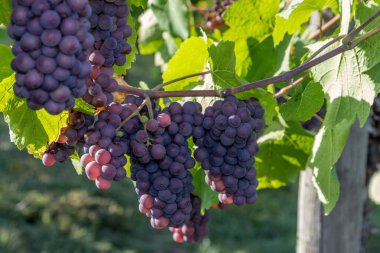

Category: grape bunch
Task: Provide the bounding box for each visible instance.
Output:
[126,102,203,229]
[89,0,132,67]
[128,100,204,229]
[169,195,209,243]
[193,95,265,205]
[80,102,131,189]
[9,0,94,114]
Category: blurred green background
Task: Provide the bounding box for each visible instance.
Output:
[0,53,378,253]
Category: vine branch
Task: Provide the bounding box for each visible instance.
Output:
[117,11,380,99]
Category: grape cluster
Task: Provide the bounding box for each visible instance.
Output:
[43,111,94,167]
[193,96,265,205]
[9,0,94,114]
[81,102,131,189]
[129,101,204,229]
[89,0,132,67]
[169,195,209,243]
[206,0,234,29]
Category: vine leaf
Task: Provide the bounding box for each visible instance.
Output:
[256,121,314,189]
[70,152,83,175]
[0,75,67,157]
[0,0,11,26]
[149,0,189,40]
[309,118,353,214]
[128,0,148,9]
[208,41,277,124]
[247,35,292,82]
[308,1,380,214]
[163,37,209,91]
[138,9,165,54]
[273,0,339,45]
[114,14,138,75]
[223,0,280,77]
[280,81,324,121]
[0,45,13,82]
[73,99,96,115]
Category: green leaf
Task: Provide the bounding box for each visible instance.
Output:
[309,41,379,127]
[0,0,11,26]
[208,41,277,124]
[273,0,339,45]
[149,0,189,40]
[138,9,165,55]
[280,81,324,121]
[0,44,13,82]
[0,26,13,46]
[4,99,68,157]
[256,121,314,189]
[247,35,292,82]
[308,117,354,214]
[163,37,209,91]
[128,0,148,9]
[191,164,219,211]
[223,0,280,77]
[354,1,380,70]
[70,152,83,175]
[114,14,138,75]
[73,99,96,115]
[0,74,16,112]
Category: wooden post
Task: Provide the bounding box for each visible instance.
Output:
[296,121,369,253]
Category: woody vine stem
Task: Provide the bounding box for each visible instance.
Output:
[117,11,380,99]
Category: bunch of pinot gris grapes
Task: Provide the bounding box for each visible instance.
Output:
[169,195,209,243]
[9,0,94,114]
[89,0,132,67]
[80,102,133,189]
[129,100,204,229]
[194,95,265,206]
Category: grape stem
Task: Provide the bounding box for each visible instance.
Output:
[274,74,310,99]
[117,11,380,99]
[116,101,146,132]
[144,95,154,120]
[308,15,340,40]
